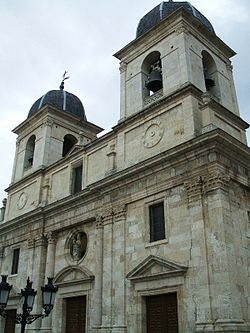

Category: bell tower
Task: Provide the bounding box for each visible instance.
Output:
[4,84,102,221]
[11,86,102,184]
[115,1,248,145]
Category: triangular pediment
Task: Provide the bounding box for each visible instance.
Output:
[127,255,188,282]
[54,266,94,286]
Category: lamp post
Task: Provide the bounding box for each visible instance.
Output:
[0,275,58,333]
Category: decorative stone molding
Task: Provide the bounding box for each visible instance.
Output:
[0,198,7,222]
[106,142,117,172]
[0,247,4,258]
[95,214,103,229]
[185,173,230,199]
[43,177,50,188]
[113,204,126,220]
[185,177,203,198]
[27,238,35,249]
[203,172,230,193]
[127,255,188,283]
[201,92,212,105]
[201,92,220,105]
[226,63,233,72]
[101,207,114,222]
[96,205,127,224]
[43,118,54,128]
[119,62,127,73]
[175,23,189,35]
[54,266,94,287]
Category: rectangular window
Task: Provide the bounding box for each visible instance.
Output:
[149,202,165,242]
[11,248,20,275]
[72,164,83,194]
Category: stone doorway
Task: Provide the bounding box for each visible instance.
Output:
[65,296,86,333]
[146,293,178,333]
[4,310,16,333]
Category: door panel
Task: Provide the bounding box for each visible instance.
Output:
[146,293,178,333]
[66,296,86,333]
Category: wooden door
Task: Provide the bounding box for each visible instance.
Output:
[4,310,16,333]
[66,296,86,333]
[146,293,178,333]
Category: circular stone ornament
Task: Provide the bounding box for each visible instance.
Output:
[143,121,164,148]
[17,192,28,210]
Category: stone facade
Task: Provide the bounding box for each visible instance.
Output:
[0,5,250,333]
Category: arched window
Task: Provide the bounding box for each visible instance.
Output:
[62,134,77,157]
[24,135,36,169]
[202,50,220,98]
[142,51,163,98]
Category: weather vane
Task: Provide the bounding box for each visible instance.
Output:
[59,71,70,90]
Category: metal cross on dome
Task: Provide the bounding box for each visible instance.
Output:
[59,71,70,90]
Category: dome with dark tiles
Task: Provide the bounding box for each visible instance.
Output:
[136,1,215,38]
[28,89,87,120]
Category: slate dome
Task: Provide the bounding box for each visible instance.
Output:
[28,89,87,120]
[136,1,215,38]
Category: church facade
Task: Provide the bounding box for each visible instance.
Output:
[0,1,250,332]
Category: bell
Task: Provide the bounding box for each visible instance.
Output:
[204,69,215,90]
[145,60,163,93]
[145,69,163,93]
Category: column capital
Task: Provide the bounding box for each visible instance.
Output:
[95,214,104,229]
[45,231,57,244]
[0,247,4,258]
[35,234,47,247]
[119,62,127,73]
[113,204,127,220]
[203,172,230,193]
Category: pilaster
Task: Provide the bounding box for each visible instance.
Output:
[92,215,104,330]
[111,205,127,333]
[99,208,113,331]
[30,234,48,331]
[40,232,57,332]
[119,62,127,121]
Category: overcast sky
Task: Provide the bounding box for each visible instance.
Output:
[0,0,249,203]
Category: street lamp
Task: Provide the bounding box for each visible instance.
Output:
[0,275,58,333]
[0,276,12,309]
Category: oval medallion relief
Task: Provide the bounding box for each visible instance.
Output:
[69,231,87,262]
[17,192,28,210]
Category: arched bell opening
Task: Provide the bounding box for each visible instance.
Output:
[24,135,36,169]
[142,51,163,98]
[202,50,220,99]
[62,134,78,157]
